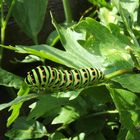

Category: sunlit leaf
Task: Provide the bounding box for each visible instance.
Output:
[112,0,139,24]
[52,106,80,125]
[7,83,31,127]
[74,17,134,72]
[15,44,84,68]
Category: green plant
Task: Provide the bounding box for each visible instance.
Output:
[0,0,140,140]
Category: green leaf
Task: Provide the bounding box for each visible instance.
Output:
[108,87,140,140]
[57,89,83,100]
[15,44,84,68]
[28,94,68,120]
[52,16,104,69]
[28,93,89,125]
[9,0,48,43]
[113,74,140,93]
[99,7,118,26]
[74,17,134,72]
[0,68,23,89]
[21,55,41,63]
[7,83,31,127]
[5,117,48,139]
[113,0,139,24]
[52,106,80,125]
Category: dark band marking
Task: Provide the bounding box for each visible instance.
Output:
[35,67,42,84]
[25,77,30,85]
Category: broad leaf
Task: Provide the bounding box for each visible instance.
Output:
[52,16,105,69]
[52,106,80,125]
[28,94,68,120]
[74,17,134,72]
[0,68,23,89]
[9,0,48,43]
[108,87,140,140]
[15,44,85,68]
[28,94,88,125]
[113,74,140,93]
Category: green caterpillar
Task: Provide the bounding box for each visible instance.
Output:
[25,66,105,91]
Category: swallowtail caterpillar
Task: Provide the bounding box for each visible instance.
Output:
[25,66,105,91]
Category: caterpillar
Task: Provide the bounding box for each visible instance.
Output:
[25,66,105,91]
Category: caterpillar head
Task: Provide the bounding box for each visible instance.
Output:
[24,72,33,86]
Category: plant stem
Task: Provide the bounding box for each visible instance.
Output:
[127,47,140,68]
[0,0,17,65]
[105,69,133,80]
[0,1,4,64]
[1,0,4,45]
[1,0,16,44]
[62,0,73,24]
[80,7,94,21]
[86,110,119,118]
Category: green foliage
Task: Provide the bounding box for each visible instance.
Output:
[7,83,30,127]
[108,88,140,140]
[0,67,22,88]
[0,93,38,111]
[113,74,140,93]
[7,0,48,43]
[5,117,48,139]
[0,0,140,140]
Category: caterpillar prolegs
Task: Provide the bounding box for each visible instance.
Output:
[25,66,105,91]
